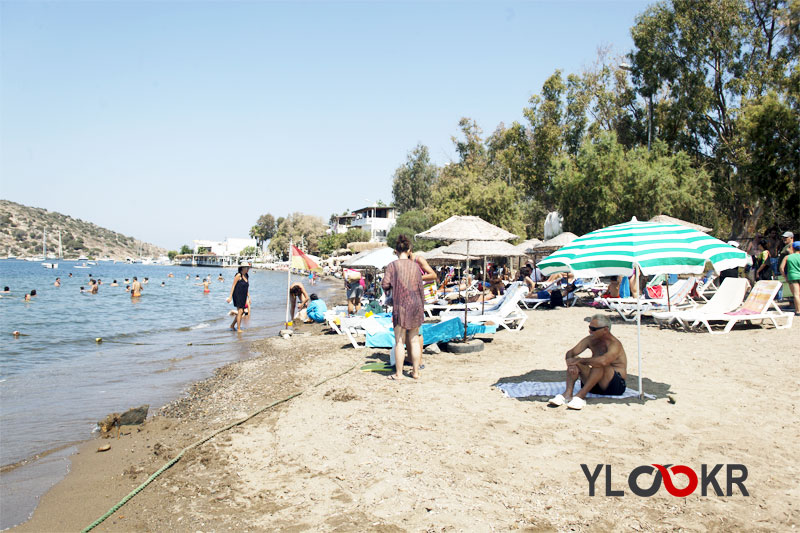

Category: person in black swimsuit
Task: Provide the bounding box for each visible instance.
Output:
[226,265,250,332]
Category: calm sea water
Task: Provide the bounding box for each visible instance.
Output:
[0,259,336,529]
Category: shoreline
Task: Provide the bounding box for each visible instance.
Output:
[11,304,800,531]
[0,274,347,530]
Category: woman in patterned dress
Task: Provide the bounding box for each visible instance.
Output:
[381,234,425,380]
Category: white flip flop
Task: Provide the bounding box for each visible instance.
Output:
[567,396,586,410]
[548,394,566,407]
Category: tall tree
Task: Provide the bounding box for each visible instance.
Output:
[391,144,438,213]
[249,213,276,246]
[553,132,717,235]
[629,0,797,236]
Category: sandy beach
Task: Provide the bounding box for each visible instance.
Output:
[13,303,799,532]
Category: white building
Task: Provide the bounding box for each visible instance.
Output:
[350,206,397,242]
[329,213,356,235]
[193,237,258,256]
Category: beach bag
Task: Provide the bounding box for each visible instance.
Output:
[345,269,361,282]
[647,285,664,299]
[423,281,438,303]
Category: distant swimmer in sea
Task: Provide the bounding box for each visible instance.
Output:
[124,278,130,283]
[185,274,190,280]
[125,285,130,292]
[24,293,31,302]
[195,275,200,281]
[89,280,99,294]
[161,281,165,287]
[167,272,174,278]
[2,286,9,293]
[80,286,86,293]
[217,273,224,282]
[143,277,149,285]
[97,279,102,285]
[68,273,72,278]
[54,277,61,287]
[198,279,210,293]
[227,265,250,332]
[110,280,119,287]
[130,277,143,298]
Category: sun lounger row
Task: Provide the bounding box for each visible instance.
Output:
[653,279,793,334]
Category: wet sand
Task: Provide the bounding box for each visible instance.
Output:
[13,304,800,532]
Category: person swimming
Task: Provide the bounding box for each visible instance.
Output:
[110,280,119,287]
[161,281,165,287]
[54,278,61,287]
[2,286,9,293]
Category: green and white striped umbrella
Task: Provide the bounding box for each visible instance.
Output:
[538,218,747,277]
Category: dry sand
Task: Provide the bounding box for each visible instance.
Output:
[13,305,800,532]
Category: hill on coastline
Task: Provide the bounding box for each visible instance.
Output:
[0,199,167,260]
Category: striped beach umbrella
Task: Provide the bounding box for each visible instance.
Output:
[538,218,747,277]
[537,217,748,400]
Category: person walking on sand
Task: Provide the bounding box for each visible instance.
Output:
[381,234,425,381]
[548,314,627,410]
[226,265,250,331]
[131,277,143,298]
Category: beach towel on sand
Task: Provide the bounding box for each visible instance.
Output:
[495,381,655,400]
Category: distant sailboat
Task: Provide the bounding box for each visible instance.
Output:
[41,229,58,269]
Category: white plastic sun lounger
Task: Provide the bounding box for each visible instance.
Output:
[599,277,697,322]
[440,284,528,331]
[674,280,793,334]
[652,278,748,329]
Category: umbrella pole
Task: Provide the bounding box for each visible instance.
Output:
[665,275,671,312]
[464,241,470,341]
[285,239,293,327]
[482,256,486,316]
[637,296,643,400]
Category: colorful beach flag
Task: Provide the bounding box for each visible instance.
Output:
[290,245,321,272]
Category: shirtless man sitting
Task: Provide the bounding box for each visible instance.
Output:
[548,314,627,410]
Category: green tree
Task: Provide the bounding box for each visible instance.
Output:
[268,213,327,258]
[553,132,716,235]
[249,214,276,246]
[317,228,372,255]
[239,246,258,256]
[179,244,193,255]
[391,144,439,213]
[167,250,178,260]
[629,0,797,235]
[386,210,437,251]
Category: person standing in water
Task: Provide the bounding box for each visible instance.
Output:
[54,277,61,287]
[131,277,143,298]
[226,265,250,331]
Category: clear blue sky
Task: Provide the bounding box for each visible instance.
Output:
[1,1,648,250]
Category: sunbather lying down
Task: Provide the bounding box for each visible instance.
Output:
[548,314,627,410]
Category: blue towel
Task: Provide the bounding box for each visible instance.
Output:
[365,317,496,348]
[619,276,631,298]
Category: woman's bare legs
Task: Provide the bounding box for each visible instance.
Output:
[406,327,421,379]
[392,326,406,379]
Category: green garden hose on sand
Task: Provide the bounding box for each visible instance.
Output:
[82,362,358,532]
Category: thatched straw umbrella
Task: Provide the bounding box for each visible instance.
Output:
[443,240,524,314]
[648,214,712,233]
[416,216,517,341]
